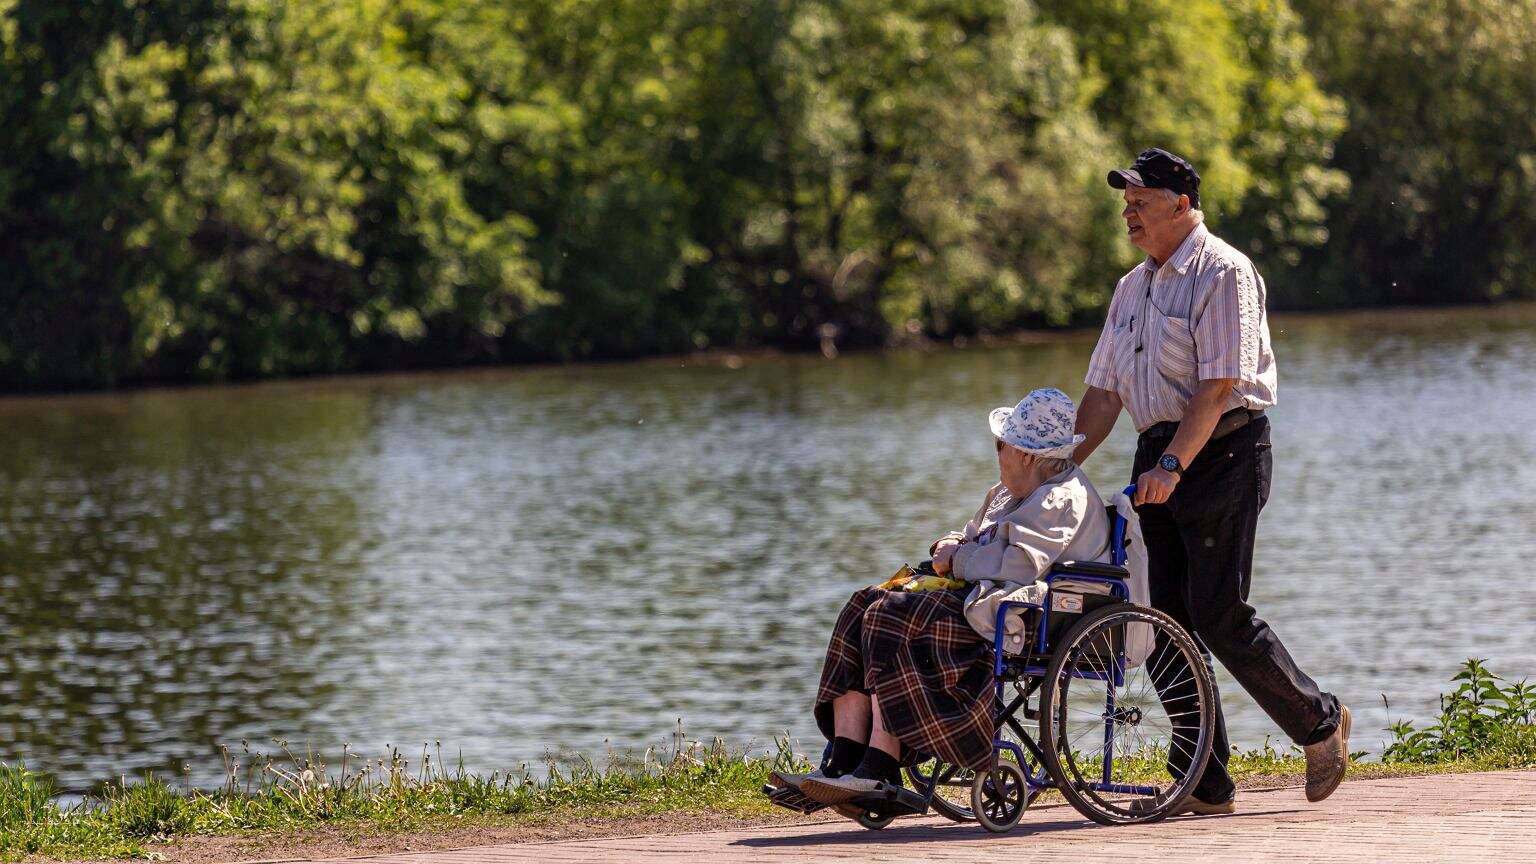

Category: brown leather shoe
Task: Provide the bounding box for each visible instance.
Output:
[1304,704,1352,802]
[1129,794,1235,817]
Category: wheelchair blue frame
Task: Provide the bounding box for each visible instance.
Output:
[986,484,1158,798]
[782,483,1183,821]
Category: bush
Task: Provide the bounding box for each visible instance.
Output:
[1384,659,1536,765]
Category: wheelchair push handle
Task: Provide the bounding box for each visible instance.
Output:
[1111,484,1136,567]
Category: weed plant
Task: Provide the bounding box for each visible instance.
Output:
[1383,658,1536,764]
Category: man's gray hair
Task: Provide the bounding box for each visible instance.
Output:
[1154,185,1201,213]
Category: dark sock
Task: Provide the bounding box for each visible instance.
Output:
[851,746,901,784]
[828,737,866,777]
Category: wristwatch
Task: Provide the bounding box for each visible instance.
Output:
[1158,453,1184,476]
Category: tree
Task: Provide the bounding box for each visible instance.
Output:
[720,0,1126,347]
[0,0,240,387]
[5,0,1512,389]
[1033,0,1348,287]
[0,0,553,386]
[1292,0,1536,306]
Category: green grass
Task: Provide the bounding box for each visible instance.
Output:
[4,660,1534,861]
[0,734,808,861]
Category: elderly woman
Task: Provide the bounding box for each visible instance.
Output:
[780,388,1112,808]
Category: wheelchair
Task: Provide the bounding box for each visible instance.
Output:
[765,485,1218,832]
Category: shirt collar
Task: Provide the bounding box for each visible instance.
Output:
[1140,222,1206,277]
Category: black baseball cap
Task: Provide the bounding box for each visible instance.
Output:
[1107,148,1201,209]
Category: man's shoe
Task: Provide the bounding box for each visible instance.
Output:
[1128,794,1235,817]
[1304,704,1352,802]
[800,774,886,805]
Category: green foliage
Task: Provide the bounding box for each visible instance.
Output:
[1032,0,1349,274]
[0,0,555,387]
[1384,659,1536,765]
[1034,0,1256,208]
[0,764,146,860]
[0,0,1530,387]
[767,0,1126,338]
[1291,0,1536,307]
[0,764,50,831]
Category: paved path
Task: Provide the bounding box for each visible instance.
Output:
[321,770,1536,863]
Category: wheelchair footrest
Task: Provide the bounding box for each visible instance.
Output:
[848,784,929,817]
[762,783,828,815]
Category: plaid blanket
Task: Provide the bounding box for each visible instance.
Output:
[814,586,998,770]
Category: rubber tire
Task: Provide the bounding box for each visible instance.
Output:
[906,762,975,823]
[1037,602,1217,826]
[855,809,896,830]
[970,759,1029,833]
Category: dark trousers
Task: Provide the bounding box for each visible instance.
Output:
[1133,416,1340,804]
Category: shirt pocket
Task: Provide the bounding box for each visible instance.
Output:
[1109,323,1138,391]
[1155,315,1197,380]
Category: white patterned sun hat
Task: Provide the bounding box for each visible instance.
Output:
[988,388,1086,459]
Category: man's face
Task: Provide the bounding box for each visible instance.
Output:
[1121,186,1185,255]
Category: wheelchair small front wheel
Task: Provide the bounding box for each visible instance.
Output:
[854,809,896,830]
[970,760,1029,833]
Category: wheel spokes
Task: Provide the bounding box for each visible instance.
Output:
[1044,608,1214,821]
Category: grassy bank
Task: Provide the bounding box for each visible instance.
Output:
[4,660,1533,862]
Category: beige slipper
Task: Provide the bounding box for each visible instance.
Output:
[800,774,885,805]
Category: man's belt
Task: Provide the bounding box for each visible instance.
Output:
[1141,407,1264,442]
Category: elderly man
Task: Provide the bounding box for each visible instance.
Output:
[1072,148,1349,815]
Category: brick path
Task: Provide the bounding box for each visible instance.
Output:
[320,770,1536,863]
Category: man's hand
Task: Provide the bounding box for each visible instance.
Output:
[931,539,962,574]
[1134,467,1179,506]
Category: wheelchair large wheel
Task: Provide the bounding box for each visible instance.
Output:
[1039,603,1217,825]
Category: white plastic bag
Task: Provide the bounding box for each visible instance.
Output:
[1107,489,1155,667]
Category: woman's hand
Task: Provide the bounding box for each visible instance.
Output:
[931,538,962,574]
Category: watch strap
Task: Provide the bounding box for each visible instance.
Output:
[1159,453,1184,476]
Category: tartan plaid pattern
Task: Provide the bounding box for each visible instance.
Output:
[814,587,998,771]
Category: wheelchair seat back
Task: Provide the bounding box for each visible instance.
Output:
[1033,489,1139,657]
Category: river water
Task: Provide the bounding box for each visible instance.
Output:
[3,305,1534,790]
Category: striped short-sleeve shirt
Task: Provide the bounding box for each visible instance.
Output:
[1084,223,1277,432]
